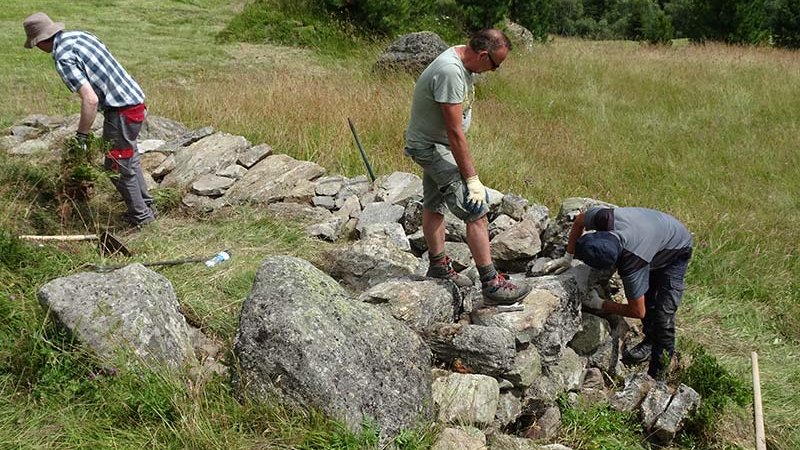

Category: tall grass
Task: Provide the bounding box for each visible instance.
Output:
[1,0,799,448]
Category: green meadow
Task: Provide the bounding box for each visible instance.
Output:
[1,1,798,448]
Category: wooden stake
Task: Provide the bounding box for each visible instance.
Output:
[751,351,766,450]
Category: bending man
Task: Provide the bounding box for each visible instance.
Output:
[544,206,692,378]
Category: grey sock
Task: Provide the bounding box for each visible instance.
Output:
[478,263,497,283]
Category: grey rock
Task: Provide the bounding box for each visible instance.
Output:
[191,174,236,197]
[504,345,542,388]
[265,202,332,224]
[522,375,560,412]
[181,193,228,212]
[138,139,165,153]
[140,151,168,173]
[7,138,49,155]
[283,178,317,204]
[522,406,561,440]
[162,132,249,187]
[489,434,540,450]
[423,323,516,376]
[233,256,432,439]
[335,195,362,221]
[237,143,273,168]
[305,215,346,242]
[444,209,468,242]
[312,195,336,210]
[432,427,486,450]
[10,125,42,140]
[504,20,535,52]
[216,163,248,180]
[408,230,428,253]
[152,154,176,179]
[327,236,422,291]
[19,114,65,129]
[358,279,456,332]
[361,223,411,251]
[491,219,542,270]
[495,391,523,429]
[500,193,528,221]
[375,31,449,75]
[544,347,585,392]
[402,201,424,234]
[568,313,611,355]
[610,372,656,412]
[37,264,196,369]
[315,175,347,196]
[159,126,215,153]
[489,214,518,240]
[225,154,326,205]
[525,203,550,232]
[356,202,405,234]
[652,383,701,442]
[432,372,499,427]
[336,175,371,202]
[641,382,673,430]
[140,115,189,141]
[375,171,423,206]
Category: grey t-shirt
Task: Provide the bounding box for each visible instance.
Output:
[584,207,693,300]
[405,47,475,150]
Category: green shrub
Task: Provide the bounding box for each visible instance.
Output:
[456,0,511,31]
[770,0,800,48]
[673,339,750,445]
[557,398,647,450]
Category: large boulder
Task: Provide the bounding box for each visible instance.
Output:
[224,154,326,205]
[233,256,432,439]
[37,264,196,369]
[326,236,423,291]
[374,31,449,75]
[161,132,249,187]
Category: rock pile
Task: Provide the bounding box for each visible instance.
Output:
[4,114,701,448]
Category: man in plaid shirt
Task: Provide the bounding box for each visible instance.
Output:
[23,12,156,227]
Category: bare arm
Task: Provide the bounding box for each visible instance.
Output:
[565,212,586,255]
[601,295,646,319]
[76,83,99,135]
[440,102,476,179]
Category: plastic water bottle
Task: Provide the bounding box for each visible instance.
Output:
[205,250,231,267]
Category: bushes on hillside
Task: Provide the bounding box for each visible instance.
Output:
[220,0,800,49]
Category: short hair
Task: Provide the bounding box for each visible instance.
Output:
[469,29,512,53]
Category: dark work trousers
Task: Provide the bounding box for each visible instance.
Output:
[102,104,154,225]
[642,250,692,378]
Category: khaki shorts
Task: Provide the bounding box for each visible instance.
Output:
[405,144,487,223]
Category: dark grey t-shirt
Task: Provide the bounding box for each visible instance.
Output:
[584,207,692,300]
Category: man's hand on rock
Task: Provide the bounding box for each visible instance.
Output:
[583,289,605,310]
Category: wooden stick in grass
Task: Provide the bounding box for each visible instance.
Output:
[752,351,766,450]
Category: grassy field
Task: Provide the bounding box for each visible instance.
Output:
[2,0,799,448]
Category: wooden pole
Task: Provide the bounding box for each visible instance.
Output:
[751,351,767,450]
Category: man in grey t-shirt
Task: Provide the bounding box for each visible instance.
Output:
[544,206,693,378]
[404,29,530,306]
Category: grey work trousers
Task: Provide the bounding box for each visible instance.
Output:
[102,105,154,225]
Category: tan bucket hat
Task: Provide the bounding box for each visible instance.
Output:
[23,12,64,49]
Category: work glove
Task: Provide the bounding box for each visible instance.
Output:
[583,289,605,310]
[74,131,90,152]
[464,175,488,214]
[543,253,573,274]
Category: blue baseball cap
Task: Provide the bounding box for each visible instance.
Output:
[575,231,621,269]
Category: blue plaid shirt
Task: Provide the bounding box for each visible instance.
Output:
[52,31,144,109]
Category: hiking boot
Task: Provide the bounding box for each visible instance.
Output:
[426,256,474,287]
[481,273,532,306]
[622,340,652,365]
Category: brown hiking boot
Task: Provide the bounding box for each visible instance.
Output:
[481,273,531,305]
[426,256,474,287]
